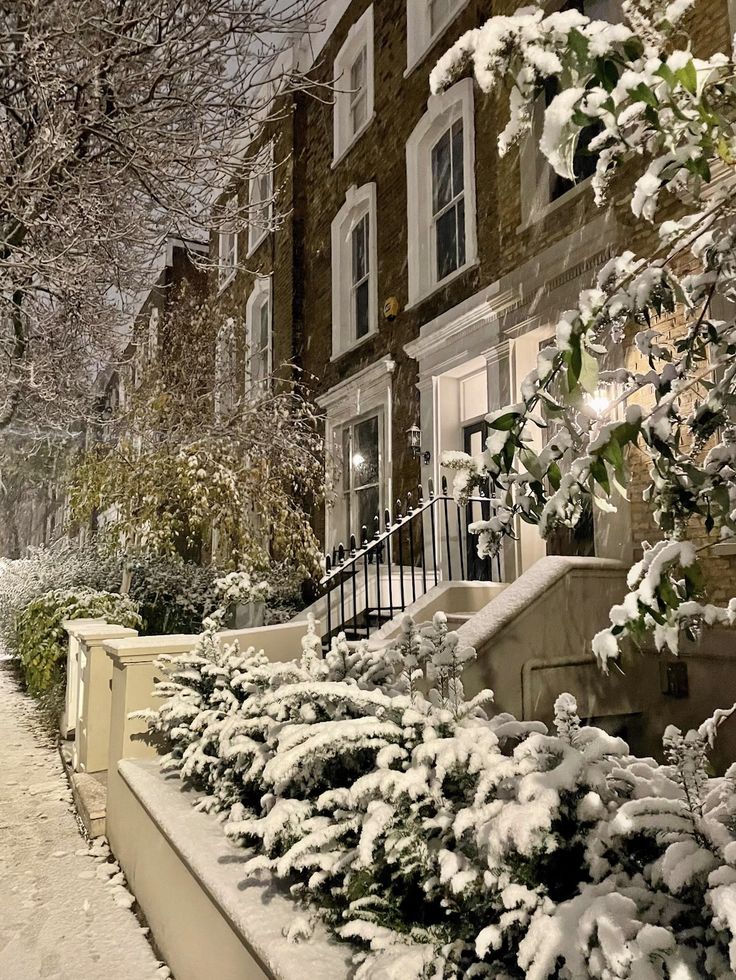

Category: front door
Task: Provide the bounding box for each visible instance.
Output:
[463,421,493,581]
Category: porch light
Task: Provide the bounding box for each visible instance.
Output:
[407,423,421,458]
[586,389,611,416]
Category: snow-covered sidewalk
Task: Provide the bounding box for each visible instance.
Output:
[0,657,167,980]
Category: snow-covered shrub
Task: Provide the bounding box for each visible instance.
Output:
[214,560,312,627]
[214,569,272,622]
[15,588,142,694]
[0,542,123,651]
[0,545,223,644]
[145,613,736,978]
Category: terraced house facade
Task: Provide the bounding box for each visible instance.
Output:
[213,0,736,603]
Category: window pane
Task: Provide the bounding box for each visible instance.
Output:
[259,298,269,352]
[356,485,379,536]
[342,427,351,491]
[350,47,366,92]
[351,92,367,133]
[353,416,379,487]
[431,129,452,214]
[436,205,458,281]
[452,120,464,198]
[457,196,466,269]
[429,0,453,35]
[352,215,368,283]
[354,279,369,338]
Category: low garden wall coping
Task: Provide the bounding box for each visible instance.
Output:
[117,759,352,980]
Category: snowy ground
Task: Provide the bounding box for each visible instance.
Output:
[0,656,168,980]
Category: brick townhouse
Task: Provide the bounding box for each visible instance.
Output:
[210,0,736,613]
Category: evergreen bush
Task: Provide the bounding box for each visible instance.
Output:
[124,553,221,635]
[143,614,736,978]
[15,588,141,695]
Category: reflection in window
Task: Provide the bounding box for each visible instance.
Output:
[431,119,466,282]
[250,295,270,385]
[341,414,380,539]
[544,77,600,202]
[351,213,370,340]
[350,47,368,135]
[544,0,619,202]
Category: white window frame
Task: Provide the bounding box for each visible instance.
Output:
[339,408,385,544]
[331,182,378,358]
[332,5,375,166]
[406,78,477,307]
[405,0,471,76]
[318,356,395,552]
[247,142,274,256]
[217,200,238,289]
[245,275,272,396]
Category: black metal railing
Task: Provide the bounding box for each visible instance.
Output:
[320,476,502,645]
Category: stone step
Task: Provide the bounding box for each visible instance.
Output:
[59,740,107,838]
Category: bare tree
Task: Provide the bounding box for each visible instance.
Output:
[0,0,327,439]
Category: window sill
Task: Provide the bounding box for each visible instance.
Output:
[330,327,378,362]
[217,271,237,295]
[404,0,473,78]
[332,113,376,170]
[246,230,270,260]
[516,176,593,234]
[710,541,736,557]
[405,256,479,311]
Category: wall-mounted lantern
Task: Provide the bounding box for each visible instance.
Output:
[407,423,421,458]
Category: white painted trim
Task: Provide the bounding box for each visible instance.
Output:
[405,0,472,76]
[405,77,477,307]
[331,112,376,170]
[404,289,498,363]
[317,355,395,411]
[330,182,379,358]
[247,141,274,257]
[332,5,374,165]
[319,356,395,550]
[245,275,272,394]
[517,149,593,233]
[403,258,481,313]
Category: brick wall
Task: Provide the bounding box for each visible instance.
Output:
[206,0,736,589]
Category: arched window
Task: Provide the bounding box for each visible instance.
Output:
[245,276,272,396]
[333,6,374,164]
[406,78,477,305]
[331,183,378,357]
